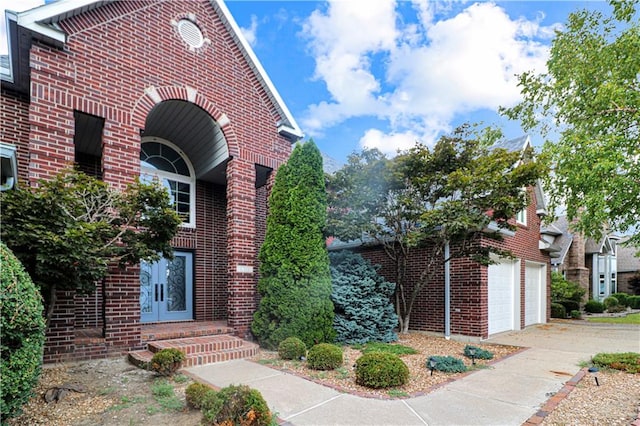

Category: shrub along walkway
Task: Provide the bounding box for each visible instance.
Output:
[184,321,640,425]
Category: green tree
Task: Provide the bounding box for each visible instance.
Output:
[0,169,181,327]
[252,140,335,349]
[1,242,46,420]
[501,0,640,246]
[327,125,545,332]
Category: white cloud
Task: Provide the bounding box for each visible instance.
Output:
[360,128,425,157]
[0,0,44,55]
[300,0,557,155]
[239,14,258,47]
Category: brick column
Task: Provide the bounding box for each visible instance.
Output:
[226,158,257,338]
[104,265,142,353]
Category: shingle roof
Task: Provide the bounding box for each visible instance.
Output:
[617,237,640,272]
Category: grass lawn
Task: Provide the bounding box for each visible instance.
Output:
[586,312,640,324]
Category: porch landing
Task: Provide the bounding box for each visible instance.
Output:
[129,321,259,368]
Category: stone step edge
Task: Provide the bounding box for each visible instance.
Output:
[147,335,245,354]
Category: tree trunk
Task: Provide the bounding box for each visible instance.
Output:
[45,283,57,332]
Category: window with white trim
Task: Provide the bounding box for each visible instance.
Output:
[516,208,527,225]
[140,140,195,227]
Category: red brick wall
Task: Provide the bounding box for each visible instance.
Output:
[5,0,292,360]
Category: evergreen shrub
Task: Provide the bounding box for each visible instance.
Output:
[307,343,343,370]
[201,384,271,426]
[329,251,398,344]
[584,299,605,314]
[0,242,46,420]
[559,300,580,314]
[592,352,640,373]
[150,348,185,376]
[570,310,582,319]
[611,293,630,307]
[427,356,467,373]
[551,303,567,319]
[463,345,493,360]
[185,382,214,409]
[252,141,335,349]
[355,352,409,389]
[603,296,619,309]
[629,296,640,309]
[278,337,307,360]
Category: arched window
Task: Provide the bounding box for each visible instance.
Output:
[140,139,195,227]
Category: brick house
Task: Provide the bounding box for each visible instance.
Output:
[330,136,555,340]
[1,0,302,362]
[548,216,640,299]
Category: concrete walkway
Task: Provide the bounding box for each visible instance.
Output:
[186,321,640,426]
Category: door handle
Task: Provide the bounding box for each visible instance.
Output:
[154,284,158,302]
[160,284,164,302]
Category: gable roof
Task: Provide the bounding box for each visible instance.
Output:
[1,0,302,141]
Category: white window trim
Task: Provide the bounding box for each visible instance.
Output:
[140,137,196,228]
[516,208,527,226]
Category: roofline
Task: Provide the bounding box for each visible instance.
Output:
[211,0,303,142]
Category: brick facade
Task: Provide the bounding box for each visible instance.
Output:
[1,0,293,361]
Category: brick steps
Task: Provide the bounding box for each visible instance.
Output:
[128,335,259,369]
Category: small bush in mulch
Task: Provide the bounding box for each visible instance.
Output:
[592,352,640,374]
[354,342,418,356]
[185,382,215,409]
[201,384,271,426]
[150,348,185,376]
[307,343,343,371]
[355,352,409,389]
[278,337,307,360]
[570,310,582,319]
[463,345,493,360]
[427,356,467,373]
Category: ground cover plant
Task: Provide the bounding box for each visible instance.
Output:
[353,341,419,356]
[592,352,640,373]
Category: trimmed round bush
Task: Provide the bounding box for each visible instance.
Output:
[1,242,46,420]
[629,296,640,309]
[150,348,185,376]
[603,296,619,309]
[278,337,307,360]
[355,352,409,389]
[584,299,605,314]
[202,384,271,426]
[551,302,567,319]
[307,343,343,370]
[185,382,215,409]
[611,293,630,307]
[427,356,467,373]
[570,310,582,319]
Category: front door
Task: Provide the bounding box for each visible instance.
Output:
[140,251,193,322]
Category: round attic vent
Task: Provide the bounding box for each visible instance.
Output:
[177,19,204,49]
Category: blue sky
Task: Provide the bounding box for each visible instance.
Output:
[1,0,613,165]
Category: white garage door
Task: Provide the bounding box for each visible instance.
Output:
[488,261,516,335]
[525,262,546,326]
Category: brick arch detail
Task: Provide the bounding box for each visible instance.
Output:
[130,85,240,158]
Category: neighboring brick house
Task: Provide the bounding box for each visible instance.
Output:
[547,216,624,301]
[616,238,640,295]
[1,0,302,362]
[330,136,555,340]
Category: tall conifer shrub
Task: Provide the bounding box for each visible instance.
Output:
[251,141,335,349]
[330,251,398,344]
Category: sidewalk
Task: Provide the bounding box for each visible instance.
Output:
[185,322,640,426]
